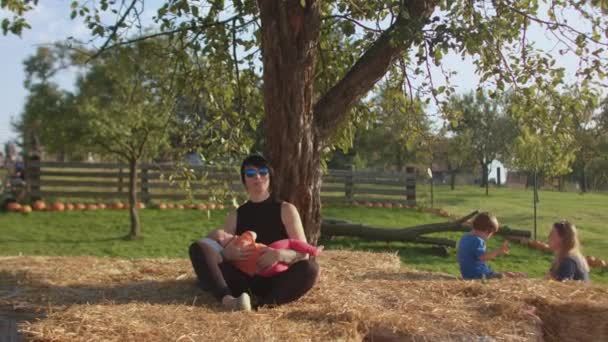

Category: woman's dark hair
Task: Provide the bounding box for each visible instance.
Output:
[240,154,274,186]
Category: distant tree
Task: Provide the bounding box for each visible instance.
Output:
[75,39,178,239]
[447,91,517,195]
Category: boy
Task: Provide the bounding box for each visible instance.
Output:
[458,212,510,280]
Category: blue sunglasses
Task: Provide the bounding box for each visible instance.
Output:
[245,167,269,178]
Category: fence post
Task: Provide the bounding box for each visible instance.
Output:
[118,167,124,194]
[141,165,150,204]
[405,166,416,205]
[345,165,355,203]
[25,155,41,201]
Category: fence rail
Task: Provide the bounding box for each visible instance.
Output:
[25,161,416,204]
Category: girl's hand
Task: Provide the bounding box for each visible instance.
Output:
[222,239,255,261]
[256,247,282,271]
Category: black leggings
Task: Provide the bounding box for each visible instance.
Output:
[189,241,319,307]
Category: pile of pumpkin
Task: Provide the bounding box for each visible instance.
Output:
[4,200,226,214]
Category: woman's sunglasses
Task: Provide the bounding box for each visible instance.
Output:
[245,167,269,178]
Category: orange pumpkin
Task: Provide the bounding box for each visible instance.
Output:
[6,202,21,212]
[51,202,65,212]
[32,200,46,211]
[383,203,393,208]
[208,203,217,210]
[21,205,32,214]
[87,204,98,210]
[65,203,75,211]
[176,204,184,209]
[217,204,225,210]
[196,203,207,210]
[137,202,146,209]
[75,203,86,210]
[97,203,107,210]
[166,203,175,209]
[157,203,167,210]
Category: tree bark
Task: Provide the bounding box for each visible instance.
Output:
[128,157,141,239]
[258,0,435,243]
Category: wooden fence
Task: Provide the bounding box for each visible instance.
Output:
[25,161,416,205]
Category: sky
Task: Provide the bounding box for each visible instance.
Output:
[0,1,593,180]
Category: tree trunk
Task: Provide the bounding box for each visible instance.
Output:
[258,0,435,243]
[128,157,141,239]
[447,164,456,190]
[479,160,487,188]
[580,167,588,193]
[259,0,323,243]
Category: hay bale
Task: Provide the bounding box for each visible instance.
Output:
[1,252,607,341]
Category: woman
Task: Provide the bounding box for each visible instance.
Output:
[547,220,590,282]
[189,155,320,310]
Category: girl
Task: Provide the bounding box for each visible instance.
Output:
[547,221,590,282]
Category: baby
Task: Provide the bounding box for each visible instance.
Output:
[200,229,322,277]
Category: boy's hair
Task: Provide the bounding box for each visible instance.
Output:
[472,212,499,233]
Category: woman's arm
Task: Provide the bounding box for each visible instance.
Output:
[277,202,308,264]
[220,210,254,261]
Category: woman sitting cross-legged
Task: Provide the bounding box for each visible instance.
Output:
[188,154,320,311]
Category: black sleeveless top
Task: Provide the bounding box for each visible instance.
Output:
[236,197,289,245]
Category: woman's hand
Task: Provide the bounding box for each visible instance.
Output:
[222,239,255,261]
[256,247,282,271]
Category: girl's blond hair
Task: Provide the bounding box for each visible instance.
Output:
[550,221,590,274]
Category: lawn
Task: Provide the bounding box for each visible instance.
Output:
[1,186,607,283]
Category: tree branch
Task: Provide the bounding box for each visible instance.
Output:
[87,14,245,61]
[91,0,139,60]
[314,1,435,142]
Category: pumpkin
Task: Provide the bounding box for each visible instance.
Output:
[75,203,86,210]
[21,205,32,214]
[208,203,217,210]
[65,203,75,211]
[6,202,21,212]
[32,200,46,211]
[166,203,175,209]
[196,203,207,210]
[216,204,225,210]
[365,202,374,208]
[176,204,184,209]
[373,202,383,208]
[383,203,393,208]
[51,202,65,212]
[137,202,145,209]
[157,203,167,209]
[97,203,107,210]
[87,204,98,210]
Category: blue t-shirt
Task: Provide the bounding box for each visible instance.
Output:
[457,233,494,279]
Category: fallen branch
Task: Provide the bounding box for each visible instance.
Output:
[321,210,531,247]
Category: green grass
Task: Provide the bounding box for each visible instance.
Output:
[1,185,607,284]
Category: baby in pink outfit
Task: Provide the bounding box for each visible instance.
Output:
[200,229,322,277]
